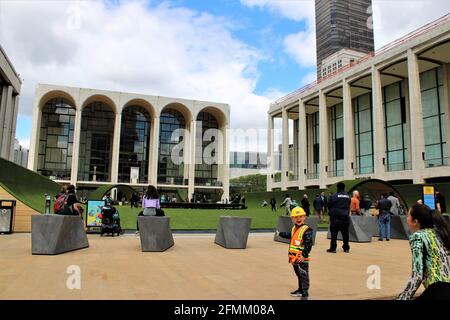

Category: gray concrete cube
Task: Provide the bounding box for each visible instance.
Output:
[390,215,411,240]
[327,216,376,243]
[32,214,89,255]
[138,216,174,252]
[274,215,318,245]
[215,216,251,249]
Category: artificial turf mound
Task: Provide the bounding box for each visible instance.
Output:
[0,157,61,213]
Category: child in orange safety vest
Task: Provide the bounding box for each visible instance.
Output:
[277,206,313,298]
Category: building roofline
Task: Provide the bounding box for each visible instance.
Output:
[36,83,230,108]
[0,44,22,85]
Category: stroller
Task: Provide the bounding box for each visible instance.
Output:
[100,205,123,237]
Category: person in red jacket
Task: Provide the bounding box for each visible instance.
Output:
[277,206,313,299]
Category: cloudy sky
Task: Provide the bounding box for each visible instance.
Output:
[0,0,448,152]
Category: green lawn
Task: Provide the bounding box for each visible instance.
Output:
[112,203,330,230]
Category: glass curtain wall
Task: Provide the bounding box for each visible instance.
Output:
[307,111,319,179]
[118,106,151,183]
[78,102,115,182]
[330,103,344,176]
[383,81,409,171]
[420,66,447,167]
[195,111,219,186]
[158,109,186,185]
[353,93,374,174]
[37,98,75,180]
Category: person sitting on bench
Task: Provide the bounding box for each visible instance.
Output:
[136,185,164,234]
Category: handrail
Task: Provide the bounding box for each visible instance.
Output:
[271,13,450,108]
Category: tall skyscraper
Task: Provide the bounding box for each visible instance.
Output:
[315,0,375,79]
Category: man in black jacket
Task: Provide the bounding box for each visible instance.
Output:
[327,182,351,253]
[376,193,392,241]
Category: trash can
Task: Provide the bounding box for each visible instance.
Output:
[0,200,16,234]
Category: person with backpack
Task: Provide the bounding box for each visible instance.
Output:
[53,186,67,214]
[54,184,83,217]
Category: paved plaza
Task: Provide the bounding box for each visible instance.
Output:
[0,232,419,300]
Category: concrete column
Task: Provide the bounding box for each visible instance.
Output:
[0,85,13,158]
[318,90,329,188]
[70,109,82,184]
[267,114,274,191]
[182,123,191,183]
[371,65,386,179]
[221,123,230,201]
[2,90,16,159]
[403,80,413,167]
[28,94,42,171]
[110,112,122,183]
[298,100,307,189]
[407,49,425,183]
[149,116,160,186]
[188,120,197,200]
[8,95,20,162]
[281,109,289,190]
[343,78,355,179]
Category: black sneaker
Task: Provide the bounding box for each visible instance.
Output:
[326,249,337,253]
[378,239,384,241]
[290,289,301,296]
[386,239,390,241]
[343,249,350,253]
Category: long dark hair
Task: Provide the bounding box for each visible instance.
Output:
[144,185,159,200]
[410,203,450,250]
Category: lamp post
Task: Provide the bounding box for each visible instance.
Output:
[93,166,97,182]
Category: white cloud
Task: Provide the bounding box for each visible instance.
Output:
[0,0,272,152]
[372,0,450,49]
[240,0,315,23]
[283,25,316,68]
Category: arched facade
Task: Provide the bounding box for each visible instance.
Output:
[37,97,76,180]
[78,99,115,182]
[118,104,152,184]
[29,85,230,202]
[195,110,220,186]
[157,105,188,185]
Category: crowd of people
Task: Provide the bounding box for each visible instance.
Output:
[53,182,450,300]
[268,183,450,300]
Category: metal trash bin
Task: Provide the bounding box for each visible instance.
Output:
[0,200,16,234]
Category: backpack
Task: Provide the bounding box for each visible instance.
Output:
[54,194,67,214]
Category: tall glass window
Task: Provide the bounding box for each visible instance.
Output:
[353,93,374,174]
[331,103,344,176]
[158,108,186,185]
[37,98,75,180]
[383,81,409,171]
[78,101,115,182]
[307,111,319,179]
[118,106,151,183]
[420,66,447,167]
[195,111,219,186]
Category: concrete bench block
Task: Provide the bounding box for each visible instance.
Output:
[138,216,174,252]
[32,214,89,255]
[215,216,251,249]
[390,215,411,240]
[274,216,318,245]
[327,216,377,243]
